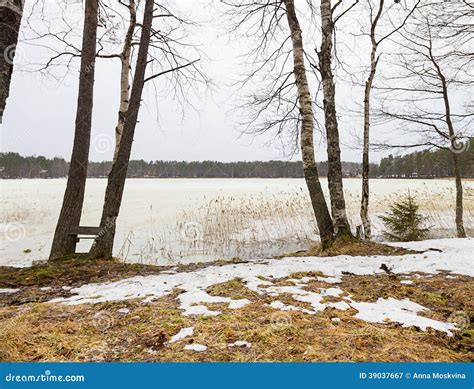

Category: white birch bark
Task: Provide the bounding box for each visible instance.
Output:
[113,0,136,163]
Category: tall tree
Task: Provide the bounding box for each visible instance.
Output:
[88,0,154,258]
[359,0,420,239]
[49,0,98,259]
[375,1,473,238]
[0,0,24,122]
[283,0,334,246]
[222,0,334,247]
[316,0,354,238]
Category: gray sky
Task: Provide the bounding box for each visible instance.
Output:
[1,0,469,163]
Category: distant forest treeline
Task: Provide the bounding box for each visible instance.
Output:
[1,146,473,179]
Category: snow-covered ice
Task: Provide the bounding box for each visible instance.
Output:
[2,178,472,268]
[49,238,473,335]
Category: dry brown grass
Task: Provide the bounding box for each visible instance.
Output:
[0,270,472,362]
[297,239,418,257]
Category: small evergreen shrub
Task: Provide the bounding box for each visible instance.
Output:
[380,193,428,242]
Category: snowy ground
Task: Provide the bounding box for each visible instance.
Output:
[46,238,473,340]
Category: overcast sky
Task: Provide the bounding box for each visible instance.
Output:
[0,0,467,163]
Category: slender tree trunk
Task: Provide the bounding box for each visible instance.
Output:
[89,0,154,259]
[0,0,24,123]
[430,47,466,238]
[49,0,98,260]
[318,0,352,238]
[360,1,383,240]
[283,0,334,248]
[113,0,136,163]
[452,152,465,237]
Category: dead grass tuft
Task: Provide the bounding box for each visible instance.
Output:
[289,239,418,258]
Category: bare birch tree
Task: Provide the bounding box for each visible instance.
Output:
[314,0,358,238]
[87,0,154,258]
[223,0,334,247]
[49,0,98,259]
[88,1,208,258]
[358,0,420,239]
[284,0,334,246]
[375,1,473,238]
[0,0,24,122]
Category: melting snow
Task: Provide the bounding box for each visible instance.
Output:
[0,288,19,294]
[351,297,458,335]
[48,238,473,335]
[184,344,207,352]
[169,327,194,343]
[228,341,251,348]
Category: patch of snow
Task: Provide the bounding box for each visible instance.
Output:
[117,308,130,314]
[169,327,194,343]
[62,286,72,291]
[39,286,52,291]
[400,280,414,285]
[316,276,340,284]
[268,300,314,315]
[184,344,207,352]
[49,238,472,335]
[176,290,250,317]
[0,288,19,294]
[446,275,458,279]
[351,297,458,336]
[331,317,341,323]
[228,341,251,348]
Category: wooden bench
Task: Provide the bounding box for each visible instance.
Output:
[69,226,102,242]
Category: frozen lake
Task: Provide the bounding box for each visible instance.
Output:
[1,178,472,267]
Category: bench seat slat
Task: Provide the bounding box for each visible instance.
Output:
[69,226,102,235]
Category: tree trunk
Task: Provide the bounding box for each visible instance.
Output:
[113,0,136,163]
[452,152,466,238]
[360,1,383,240]
[49,0,98,260]
[318,0,352,238]
[430,47,466,238]
[89,0,154,259]
[0,0,24,123]
[283,0,334,248]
